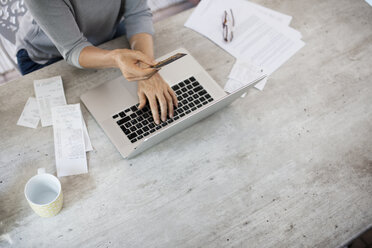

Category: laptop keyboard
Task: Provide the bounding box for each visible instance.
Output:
[112,76,214,143]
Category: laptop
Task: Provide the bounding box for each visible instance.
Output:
[81,48,266,158]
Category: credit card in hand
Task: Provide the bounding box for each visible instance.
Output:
[151,53,187,69]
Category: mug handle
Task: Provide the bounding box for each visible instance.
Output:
[37,168,46,175]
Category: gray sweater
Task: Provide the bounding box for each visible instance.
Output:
[16,0,154,68]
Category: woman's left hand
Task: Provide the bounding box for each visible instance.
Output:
[137,73,178,125]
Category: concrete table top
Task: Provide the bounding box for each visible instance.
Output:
[1,0,371,247]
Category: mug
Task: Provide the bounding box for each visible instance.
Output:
[24,168,63,217]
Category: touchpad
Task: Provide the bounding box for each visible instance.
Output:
[81,76,138,122]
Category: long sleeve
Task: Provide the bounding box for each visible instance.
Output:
[25,0,92,68]
[123,0,155,40]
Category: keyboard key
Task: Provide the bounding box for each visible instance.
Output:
[186,110,191,114]
[197,104,202,108]
[156,126,161,130]
[184,79,191,85]
[137,116,143,121]
[119,112,126,118]
[143,106,150,112]
[189,102,195,107]
[167,119,174,123]
[161,122,168,127]
[181,99,188,105]
[174,116,179,120]
[187,90,194,96]
[124,108,130,113]
[172,85,180,91]
[135,103,139,107]
[176,90,182,95]
[149,123,155,128]
[191,107,197,111]
[131,119,137,125]
[193,95,199,100]
[113,114,119,119]
[124,122,131,128]
[198,90,207,96]
[190,76,196,81]
[179,82,185,87]
[142,120,148,125]
[150,129,156,133]
[130,113,136,118]
[137,135,143,140]
[137,129,143,135]
[128,133,137,140]
[205,94,212,99]
[177,95,183,101]
[200,96,206,102]
[117,119,125,125]
[192,81,199,87]
[194,86,203,92]
[130,138,137,143]
[194,99,200,105]
[181,88,187,92]
[130,126,136,132]
[136,123,143,129]
[143,113,150,118]
[202,101,208,105]
[182,93,188,98]
[143,126,149,132]
[208,98,213,102]
[187,97,193,102]
[144,132,150,136]
[184,105,190,110]
[180,113,185,117]
[131,106,137,112]
[187,85,193,90]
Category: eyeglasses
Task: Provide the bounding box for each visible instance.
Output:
[222,9,235,43]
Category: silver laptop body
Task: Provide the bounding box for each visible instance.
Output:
[81,48,266,158]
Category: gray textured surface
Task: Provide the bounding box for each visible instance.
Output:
[0,0,372,247]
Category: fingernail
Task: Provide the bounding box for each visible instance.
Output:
[170,114,173,118]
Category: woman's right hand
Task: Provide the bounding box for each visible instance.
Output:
[111,49,158,81]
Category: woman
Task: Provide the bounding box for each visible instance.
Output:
[16,0,177,124]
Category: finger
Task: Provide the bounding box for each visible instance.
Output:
[137,91,147,109]
[156,94,168,122]
[133,50,156,66]
[164,91,174,118]
[148,95,160,125]
[168,86,178,108]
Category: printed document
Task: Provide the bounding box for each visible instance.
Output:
[34,76,66,127]
[17,97,40,128]
[52,104,88,177]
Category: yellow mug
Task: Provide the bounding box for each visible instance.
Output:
[24,168,63,217]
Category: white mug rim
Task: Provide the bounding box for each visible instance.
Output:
[24,173,62,206]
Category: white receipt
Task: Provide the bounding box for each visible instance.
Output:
[52,104,88,177]
[34,76,67,127]
[17,97,40,128]
[225,59,266,93]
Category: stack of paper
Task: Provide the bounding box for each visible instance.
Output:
[184,0,305,91]
[17,76,93,177]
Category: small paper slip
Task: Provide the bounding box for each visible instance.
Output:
[17,97,40,128]
[34,76,67,127]
[52,104,88,177]
[224,59,266,93]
